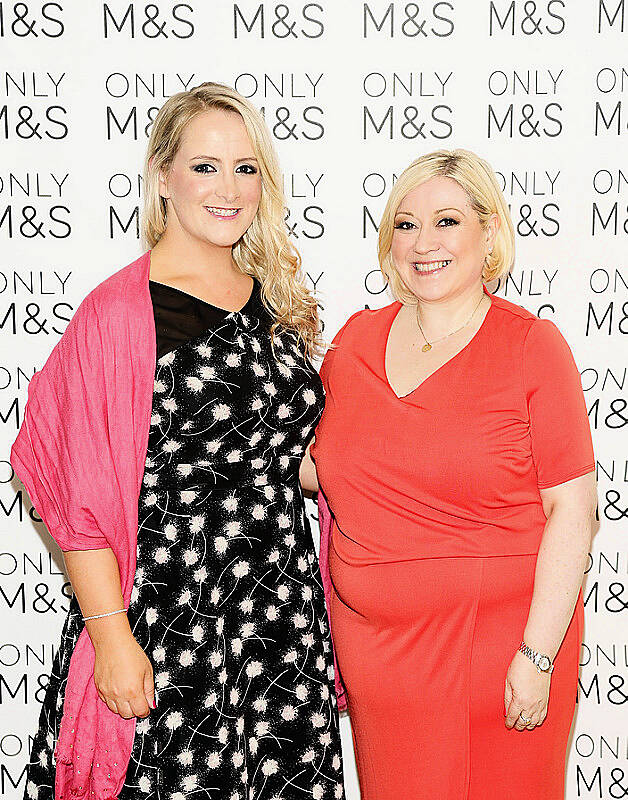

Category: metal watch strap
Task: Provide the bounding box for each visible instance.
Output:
[519,641,554,674]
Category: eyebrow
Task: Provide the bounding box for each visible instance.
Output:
[394,206,464,217]
[189,155,258,164]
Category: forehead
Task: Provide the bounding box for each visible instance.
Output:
[397,176,471,212]
[178,109,255,156]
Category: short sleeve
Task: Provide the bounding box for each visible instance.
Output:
[523,319,595,490]
[319,309,365,390]
[11,296,111,551]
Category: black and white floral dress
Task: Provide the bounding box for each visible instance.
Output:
[23,279,344,800]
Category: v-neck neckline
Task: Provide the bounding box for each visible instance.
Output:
[149,278,258,316]
[383,287,494,400]
[147,249,257,316]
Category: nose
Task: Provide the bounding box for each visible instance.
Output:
[412,224,439,255]
[215,170,240,204]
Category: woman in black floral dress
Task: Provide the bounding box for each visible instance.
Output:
[19,82,343,800]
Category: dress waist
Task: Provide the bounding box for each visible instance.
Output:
[330,516,542,564]
[142,467,300,496]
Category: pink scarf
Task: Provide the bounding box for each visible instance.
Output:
[11,252,155,800]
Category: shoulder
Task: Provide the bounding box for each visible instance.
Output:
[81,251,150,318]
[489,293,573,355]
[54,252,151,358]
[523,317,575,373]
[319,303,394,384]
[488,292,549,343]
[489,292,537,325]
[329,302,397,347]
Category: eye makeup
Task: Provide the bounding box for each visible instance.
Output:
[191,162,258,175]
[436,217,459,227]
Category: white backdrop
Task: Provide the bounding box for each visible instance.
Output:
[1,2,627,799]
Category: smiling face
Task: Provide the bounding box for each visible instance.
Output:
[159,109,262,250]
[390,176,498,304]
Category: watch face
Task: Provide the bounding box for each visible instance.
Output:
[539,656,551,671]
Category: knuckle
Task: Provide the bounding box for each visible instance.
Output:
[520,698,533,709]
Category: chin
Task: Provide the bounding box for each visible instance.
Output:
[414,288,450,304]
[211,231,243,245]
[204,217,255,246]
[196,227,247,249]
[404,274,448,300]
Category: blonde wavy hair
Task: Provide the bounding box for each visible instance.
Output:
[142,81,322,359]
[378,149,515,305]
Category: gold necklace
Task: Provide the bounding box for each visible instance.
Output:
[415,294,486,353]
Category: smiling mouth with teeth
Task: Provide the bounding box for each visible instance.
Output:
[413,259,452,274]
[205,206,240,218]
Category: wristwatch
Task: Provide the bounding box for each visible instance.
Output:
[519,641,554,674]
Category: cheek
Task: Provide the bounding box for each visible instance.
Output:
[449,222,485,257]
[390,234,408,266]
[243,178,262,206]
[169,171,205,204]
[455,233,484,262]
[239,180,262,216]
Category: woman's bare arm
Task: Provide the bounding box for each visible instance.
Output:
[504,471,597,730]
[523,471,597,657]
[64,548,154,719]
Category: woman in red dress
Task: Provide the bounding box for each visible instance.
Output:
[303,149,597,799]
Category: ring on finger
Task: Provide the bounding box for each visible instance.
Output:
[519,712,532,724]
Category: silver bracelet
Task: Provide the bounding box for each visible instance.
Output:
[82,608,127,621]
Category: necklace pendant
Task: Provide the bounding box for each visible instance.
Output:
[422,343,432,352]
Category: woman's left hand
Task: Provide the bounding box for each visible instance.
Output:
[299,439,319,494]
[504,650,551,731]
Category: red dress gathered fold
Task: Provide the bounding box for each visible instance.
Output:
[311,290,595,800]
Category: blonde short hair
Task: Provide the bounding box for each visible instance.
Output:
[142,82,322,358]
[378,149,515,304]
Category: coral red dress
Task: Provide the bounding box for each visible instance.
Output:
[311,290,595,800]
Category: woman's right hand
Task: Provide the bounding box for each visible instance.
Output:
[62,549,155,719]
[92,630,154,719]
